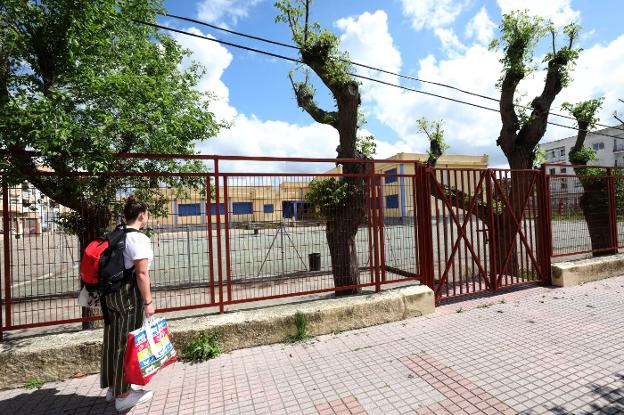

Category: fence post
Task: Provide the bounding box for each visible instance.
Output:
[607,168,619,252]
[485,169,498,292]
[2,178,11,338]
[223,176,232,303]
[537,165,552,286]
[415,164,435,290]
[205,175,215,304]
[214,159,225,314]
[370,167,381,293]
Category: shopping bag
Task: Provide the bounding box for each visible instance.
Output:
[77,286,100,308]
[124,317,177,385]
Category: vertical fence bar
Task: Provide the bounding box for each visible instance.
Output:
[377,175,387,283]
[2,178,11,332]
[214,159,225,313]
[365,175,375,287]
[607,168,619,252]
[485,169,497,292]
[223,176,232,302]
[411,171,420,282]
[537,165,552,285]
[370,168,381,292]
[416,164,435,290]
[205,175,215,304]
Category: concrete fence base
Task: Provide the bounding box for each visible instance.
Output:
[551,254,624,287]
[0,284,434,389]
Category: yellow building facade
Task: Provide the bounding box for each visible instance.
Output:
[158,153,488,226]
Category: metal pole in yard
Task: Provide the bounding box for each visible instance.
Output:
[186,225,192,275]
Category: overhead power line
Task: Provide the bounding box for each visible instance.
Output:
[133,19,624,141]
[161,12,624,134]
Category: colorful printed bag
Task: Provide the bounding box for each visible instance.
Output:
[124,318,177,385]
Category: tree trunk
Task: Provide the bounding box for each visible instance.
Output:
[579,179,617,256]
[491,161,534,282]
[326,211,360,296]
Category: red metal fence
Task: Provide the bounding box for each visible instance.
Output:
[0,155,618,336]
[546,164,623,259]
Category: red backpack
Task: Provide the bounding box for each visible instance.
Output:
[80,225,138,294]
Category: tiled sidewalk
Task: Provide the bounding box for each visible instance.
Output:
[1,276,624,414]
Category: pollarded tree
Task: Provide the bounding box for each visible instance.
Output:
[276,0,370,295]
[563,98,618,256]
[425,11,583,278]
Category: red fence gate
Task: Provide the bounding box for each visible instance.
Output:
[416,166,551,302]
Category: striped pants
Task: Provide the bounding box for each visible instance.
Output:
[100,281,144,396]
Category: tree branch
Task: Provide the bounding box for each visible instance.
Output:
[289,74,338,128]
[428,175,492,223]
[497,71,522,158]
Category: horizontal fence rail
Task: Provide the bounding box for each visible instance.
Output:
[0,155,620,336]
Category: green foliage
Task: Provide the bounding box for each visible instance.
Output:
[569,146,597,166]
[286,311,312,342]
[561,98,604,130]
[543,23,582,87]
[489,11,545,80]
[180,332,222,363]
[24,378,45,389]
[0,0,225,237]
[416,118,448,165]
[533,146,546,168]
[356,134,377,158]
[275,0,352,88]
[490,11,581,87]
[305,178,353,218]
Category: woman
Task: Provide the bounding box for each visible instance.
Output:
[100,195,156,412]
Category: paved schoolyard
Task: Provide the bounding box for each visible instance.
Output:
[1,276,624,415]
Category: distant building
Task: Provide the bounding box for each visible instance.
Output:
[0,184,64,237]
[539,126,624,215]
[539,126,624,173]
[162,152,489,227]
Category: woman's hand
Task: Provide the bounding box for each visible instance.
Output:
[144,302,155,318]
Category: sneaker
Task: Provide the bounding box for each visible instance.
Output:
[106,384,139,402]
[114,389,153,412]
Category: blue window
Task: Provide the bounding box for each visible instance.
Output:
[210,203,225,215]
[385,194,399,209]
[178,203,201,216]
[384,168,398,183]
[232,202,253,215]
[263,204,274,214]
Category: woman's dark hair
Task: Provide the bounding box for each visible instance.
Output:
[124,195,148,222]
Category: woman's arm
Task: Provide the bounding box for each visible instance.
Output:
[134,258,155,317]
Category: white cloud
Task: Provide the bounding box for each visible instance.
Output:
[171,27,237,121]
[197,0,262,27]
[336,11,401,76]
[400,0,466,31]
[465,7,497,45]
[169,14,408,173]
[546,34,624,140]
[434,28,466,56]
[497,0,580,26]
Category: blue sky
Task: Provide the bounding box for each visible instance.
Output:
[160,0,624,169]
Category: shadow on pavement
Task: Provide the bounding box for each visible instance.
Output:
[548,373,624,415]
[0,387,117,415]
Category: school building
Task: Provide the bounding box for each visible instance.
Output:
[160,153,489,227]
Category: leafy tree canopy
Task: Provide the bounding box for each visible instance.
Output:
[0,0,225,236]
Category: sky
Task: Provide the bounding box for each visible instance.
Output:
[159,0,624,170]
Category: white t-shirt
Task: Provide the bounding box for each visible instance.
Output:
[124,231,154,270]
